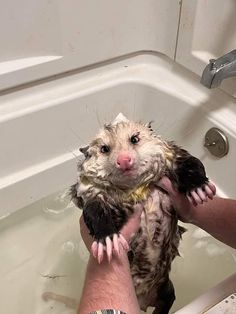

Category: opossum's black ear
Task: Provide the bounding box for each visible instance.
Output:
[145,121,153,130]
[79,145,90,157]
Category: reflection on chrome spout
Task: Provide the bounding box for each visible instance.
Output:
[201,49,236,88]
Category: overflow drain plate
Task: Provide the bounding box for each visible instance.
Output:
[204,127,229,158]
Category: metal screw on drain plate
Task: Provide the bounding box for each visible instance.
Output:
[204,127,229,158]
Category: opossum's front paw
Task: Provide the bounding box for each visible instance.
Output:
[91,233,129,264]
[187,181,216,206]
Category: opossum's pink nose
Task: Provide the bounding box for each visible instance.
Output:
[116,153,134,170]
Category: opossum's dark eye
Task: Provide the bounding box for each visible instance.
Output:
[130,134,140,144]
[100,145,110,154]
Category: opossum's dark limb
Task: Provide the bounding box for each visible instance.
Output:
[174,155,208,193]
[83,198,130,263]
[83,199,120,240]
[152,279,175,314]
[166,143,208,193]
[83,198,128,242]
[137,277,176,314]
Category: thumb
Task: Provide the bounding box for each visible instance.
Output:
[158,176,177,196]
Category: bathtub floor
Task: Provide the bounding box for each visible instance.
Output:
[0,189,235,314]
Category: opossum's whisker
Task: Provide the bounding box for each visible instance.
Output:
[94,108,103,128]
[67,126,87,146]
[163,117,195,139]
[69,150,79,159]
[132,102,136,121]
[66,149,80,162]
[152,117,166,134]
[157,117,184,138]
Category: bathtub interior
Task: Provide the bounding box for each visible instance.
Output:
[1,55,236,314]
[1,53,236,214]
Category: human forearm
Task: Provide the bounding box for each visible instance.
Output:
[190,197,236,249]
[158,177,236,249]
[78,252,140,314]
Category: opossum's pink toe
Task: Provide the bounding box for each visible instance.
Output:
[113,234,120,256]
[187,181,216,206]
[204,184,214,200]
[119,234,129,251]
[91,241,98,259]
[105,236,112,263]
[97,242,104,264]
[187,194,192,203]
[207,181,216,195]
[196,187,207,202]
[187,194,197,207]
[190,190,203,205]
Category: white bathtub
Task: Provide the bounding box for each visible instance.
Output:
[0,53,235,313]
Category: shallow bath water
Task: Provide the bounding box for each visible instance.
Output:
[0,188,235,314]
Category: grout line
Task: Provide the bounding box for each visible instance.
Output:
[174,0,183,61]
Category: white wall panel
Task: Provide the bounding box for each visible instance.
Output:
[0,0,180,91]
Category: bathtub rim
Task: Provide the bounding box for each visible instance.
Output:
[1,52,236,216]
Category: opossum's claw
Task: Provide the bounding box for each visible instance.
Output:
[113,233,120,257]
[187,181,216,206]
[189,189,203,205]
[118,233,129,251]
[105,236,112,263]
[97,241,104,264]
[91,233,129,263]
[111,233,129,257]
[91,241,98,259]
[91,240,106,264]
[204,181,216,199]
[91,240,104,263]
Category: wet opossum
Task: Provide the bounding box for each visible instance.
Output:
[71,114,215,313]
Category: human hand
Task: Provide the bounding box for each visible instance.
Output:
[120,203,143,242]
[158,176,216,222]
